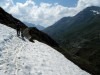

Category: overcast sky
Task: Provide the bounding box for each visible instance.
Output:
[0,0,100,27]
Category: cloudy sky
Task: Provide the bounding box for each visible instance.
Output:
[0,0,100,27]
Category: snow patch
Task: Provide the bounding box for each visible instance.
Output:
[0,23,90,75]
[91,10,100,15]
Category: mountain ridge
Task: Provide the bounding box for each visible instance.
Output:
[24,22,45,30]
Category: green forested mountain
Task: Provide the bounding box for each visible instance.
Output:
[43,6,100,73]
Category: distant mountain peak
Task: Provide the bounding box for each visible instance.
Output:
[24,22,45,30]
[86,6,100,10]
[87,6,100,15]
[73,6,100,20]
[83,6,100,13]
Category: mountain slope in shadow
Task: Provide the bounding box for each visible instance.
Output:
[43,6,100,75]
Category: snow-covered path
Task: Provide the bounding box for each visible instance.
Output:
[0,24,90,75]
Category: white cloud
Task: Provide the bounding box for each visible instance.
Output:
[0,0,14,10]
[0,0,100,27]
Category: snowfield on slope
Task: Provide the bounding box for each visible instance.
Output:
[0,24,90,75]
